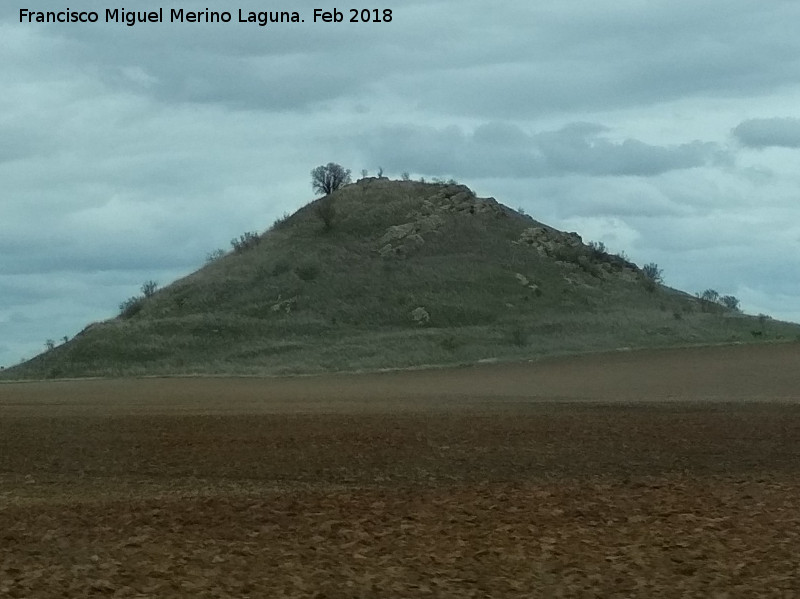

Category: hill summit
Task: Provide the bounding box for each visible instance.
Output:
[6,177,799,379]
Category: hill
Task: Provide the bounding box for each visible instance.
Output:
[4,177,799,379]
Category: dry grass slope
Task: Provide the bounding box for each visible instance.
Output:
[5,178,799,379]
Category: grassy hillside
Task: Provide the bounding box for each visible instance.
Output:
[5,178,800,379]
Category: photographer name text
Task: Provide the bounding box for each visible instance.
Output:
[19,7,393,26]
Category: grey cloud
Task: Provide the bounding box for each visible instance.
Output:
[525,176,695,220]
[0,282,52,308]
[7,1,800,119]
[364,122,718,179]
[652,243,800,302]
[0,191,251,276]
[0,124,48,163]
[9,0,800,120]
[5,1,411,112]
[472,122,532,147]
[147,53,362,111]
[534,124,717,176]
[732,118,800,148]
[384,1,800,119]
[0,242,195,276]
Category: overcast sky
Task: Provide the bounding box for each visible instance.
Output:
[2,0,800,366]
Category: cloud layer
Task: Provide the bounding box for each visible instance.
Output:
[362,122,720,178]
[733,118,800,148]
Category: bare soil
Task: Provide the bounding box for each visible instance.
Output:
[1,343,800,597]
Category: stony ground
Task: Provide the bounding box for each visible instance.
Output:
[1,343,799,597]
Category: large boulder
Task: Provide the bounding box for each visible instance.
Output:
[411,306,430,325]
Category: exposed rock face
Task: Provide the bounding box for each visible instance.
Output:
[516,227,583,258]
[427,185,507,217]
[514,272,541,295]
[379,223,416,245]
[515,226,640,281]
[377,208,443,258]
[378,229,425,258]
[377,184,505,258]
[271,296,297,314]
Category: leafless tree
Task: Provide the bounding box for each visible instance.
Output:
[311,163,351,195]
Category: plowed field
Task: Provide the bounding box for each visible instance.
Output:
[2,343,800,597]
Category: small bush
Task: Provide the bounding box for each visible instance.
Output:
[439,335,461,352]
[205,248,226,263]
[141,280,158,298]
[119,296,144,319]
[553,245,582,265]
[700,289,719,303]
[696,289,741,313]
[231,231,261,253]
[640,263,662,292]
[588,240,610,262]
[272,260,291,276]
[577,255,601,277]
[271,213,292,230]
[295,263,320,281]
[672,310,683,320]
[588,240,606,253]
[316,196,336,232]
[641,263,663,292]
[508,323,529,347]
[720,295,741,311]
[46,366,65,379]
[401,171,411,181]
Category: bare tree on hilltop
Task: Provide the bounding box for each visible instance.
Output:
[311,163,351,195]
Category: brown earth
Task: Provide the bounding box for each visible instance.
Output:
[1,343,799,597]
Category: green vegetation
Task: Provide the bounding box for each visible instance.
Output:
[231,231,261,254]
[5,177,800,380]
[642,262,663,292]
[720,295,741,311]
[205,248,226,263]
[118,295,144,319]
[315,196,336,232]
[141,280,158,298]
[696,289,742,313]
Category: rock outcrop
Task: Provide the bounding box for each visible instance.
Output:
[377,184,506,258]
[515,227,583,258]
[411,306,430,325]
